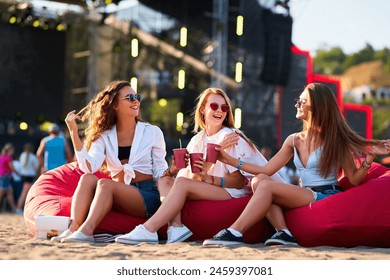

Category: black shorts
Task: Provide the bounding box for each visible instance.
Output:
[21,176,35,183]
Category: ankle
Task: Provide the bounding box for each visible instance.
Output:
[68,219,80,232]
[143,223,157,234]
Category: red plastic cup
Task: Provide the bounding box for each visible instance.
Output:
[173,148,187,169]
[206,143,221,163]
[189,153,203,173]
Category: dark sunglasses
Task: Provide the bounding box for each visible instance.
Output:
[122,93,142,102]
[294,98,307,108]
[209,102,229,113]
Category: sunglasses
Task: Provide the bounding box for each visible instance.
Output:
[122,93,142,102]
[209,102,229,113]
[294,98,307,108]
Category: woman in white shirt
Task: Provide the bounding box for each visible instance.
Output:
[15,143,40,213]
[52,80,168,243]
[115,87,282,245]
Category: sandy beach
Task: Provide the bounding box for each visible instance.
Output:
[1,213,389,260]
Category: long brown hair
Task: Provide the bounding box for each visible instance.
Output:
[193,87,256,150]
[79,81,143,150]
[304,83,379,177]
[22,143,34,168]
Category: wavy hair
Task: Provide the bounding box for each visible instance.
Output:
[192,87,256,150]
[303,83,380,177]
[79,81,143,150]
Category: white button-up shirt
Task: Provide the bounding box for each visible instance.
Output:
[75,121,168,184]
[178,127,285,198]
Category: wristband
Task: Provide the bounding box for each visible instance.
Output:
[210,175,215,185]
[164,168,174,177]
[220,177,225,187]
[237,159,243,170]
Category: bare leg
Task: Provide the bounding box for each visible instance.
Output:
[157,176,182,227]
[6,189,16,210]
[251,174,288,231]
[16,182,32,210]
[77,178,146,236]
[68,174,99,232]
[157,176,174,202]
[0,189,4,211]
[144,177,231,232]
[230,180,314,234]
[266,204,287,230]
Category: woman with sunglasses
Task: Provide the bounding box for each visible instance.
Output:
[203,83,390,246]
[52,80,169,243]
[115,87,282,245]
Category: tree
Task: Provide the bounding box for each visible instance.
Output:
[313,47,346,75]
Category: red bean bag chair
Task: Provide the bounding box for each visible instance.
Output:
[285,162,390,247]
[24,162,273,243]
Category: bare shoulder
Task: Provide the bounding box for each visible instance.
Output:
[283,133,298,147]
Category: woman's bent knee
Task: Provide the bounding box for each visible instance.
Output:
[252,174,272,192]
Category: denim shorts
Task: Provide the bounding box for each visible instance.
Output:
[0,175,12,190]
[306,184,342,201]
[131,180,160,218]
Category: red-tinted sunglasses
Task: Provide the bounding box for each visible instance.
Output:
[209,102,229,113]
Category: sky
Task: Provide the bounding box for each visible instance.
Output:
[32,0,390,56]
[288,0,390,55]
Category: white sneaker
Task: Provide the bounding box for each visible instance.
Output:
[166,225,193,244]
[115,225,159,245]
[51,229,73,242]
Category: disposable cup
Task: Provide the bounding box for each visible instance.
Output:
[189,153,203,173]
[173,148,187,169]
[206,143,221,163]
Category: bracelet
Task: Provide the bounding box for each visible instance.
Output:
[164,168,174,177]
[220,177,225,187]
[362,159,371,170]
[210,175,215,185]
[237,159,243,170]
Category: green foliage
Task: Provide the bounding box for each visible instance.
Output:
[313,47,346,75]
[372,106,390,139]
[315,45,390,139]
[313,44,390,75]
[142,98,181,137]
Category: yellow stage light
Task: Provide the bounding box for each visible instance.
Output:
[234,108,242,128]
[236,15,244,36]
[158,98,168,107]
[130,77,138,92]
[176,112,184,132]
[178,70,185,89]
[19,122,28,131]
[180,27,187,47]
[235,62,243,83]
[131,38,138,57]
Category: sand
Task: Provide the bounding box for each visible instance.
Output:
[1,213,389,260]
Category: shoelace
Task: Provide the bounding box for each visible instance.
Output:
[214,229,228,238]
[273,231,285,238]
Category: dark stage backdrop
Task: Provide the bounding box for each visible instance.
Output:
[0,23,66,124]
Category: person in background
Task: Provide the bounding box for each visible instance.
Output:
[0,143,18,212]
[15,143,40,214]
[36,123,73,173]
[203,83,390,246]
[52,80,168,243]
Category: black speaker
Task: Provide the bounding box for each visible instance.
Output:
[260,9,292,86]
[344,103,372,139]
